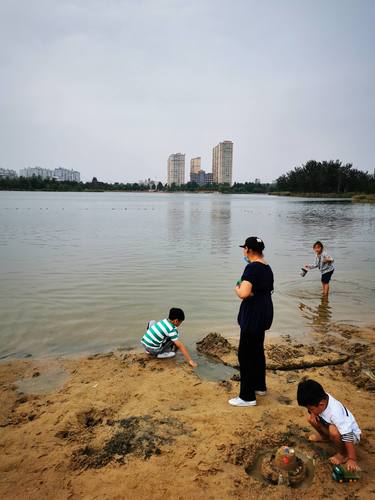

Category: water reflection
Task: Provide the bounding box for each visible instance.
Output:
[299,296,332,334]
[210,198,232,255]
[167,197,187,244]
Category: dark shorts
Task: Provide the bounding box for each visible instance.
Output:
[143,338,175,356]
[321,270,334,284]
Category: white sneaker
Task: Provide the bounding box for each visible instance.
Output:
[255,390,267,396]
[228,397,256,407]
[157,351,176,359]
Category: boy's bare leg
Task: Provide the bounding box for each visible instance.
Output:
[327,425,348,465]
[308,414,329,442]
[322,283,329,295]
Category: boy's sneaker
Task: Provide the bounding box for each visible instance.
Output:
[157,352,176,359]
[255,390,267,396]
[228,397,256,407]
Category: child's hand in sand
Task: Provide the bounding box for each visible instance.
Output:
[345,458,360,472]
[189,360,198,368]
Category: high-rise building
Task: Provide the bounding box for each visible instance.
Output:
[212,141,233,185]
[190,157,201,176]
[167,153,185,186]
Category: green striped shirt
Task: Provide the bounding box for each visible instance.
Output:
[141,318,179,349]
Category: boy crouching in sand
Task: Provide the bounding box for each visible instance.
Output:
[141,308,197,368]
[297,378,361,471]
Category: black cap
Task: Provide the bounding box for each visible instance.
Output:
[239,236,265,252]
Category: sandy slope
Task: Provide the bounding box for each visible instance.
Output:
[0,325,374,499]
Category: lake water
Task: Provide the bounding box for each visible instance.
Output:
[0,191,374,361]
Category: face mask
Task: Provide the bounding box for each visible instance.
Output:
[243,256,250,264]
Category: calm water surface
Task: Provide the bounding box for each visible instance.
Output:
[0,192,374,360]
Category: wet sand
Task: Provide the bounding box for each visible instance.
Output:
[0,323,374,499]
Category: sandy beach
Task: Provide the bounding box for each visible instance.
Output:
[1,322,374,500]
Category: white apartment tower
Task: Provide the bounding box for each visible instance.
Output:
[212,141,233,185]
[167,153,185,186]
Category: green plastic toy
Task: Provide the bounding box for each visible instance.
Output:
[331,464,361,483]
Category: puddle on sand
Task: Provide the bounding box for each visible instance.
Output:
[194,353,237,381]
[16,367,69,395]
[246,448,315,489]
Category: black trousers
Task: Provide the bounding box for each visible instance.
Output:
[238,328,266,401]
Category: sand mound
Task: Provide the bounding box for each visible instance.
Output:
[196,333,350,371]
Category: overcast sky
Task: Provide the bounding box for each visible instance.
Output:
[0,0,374,183]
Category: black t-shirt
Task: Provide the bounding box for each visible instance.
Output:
[237,262,274,332]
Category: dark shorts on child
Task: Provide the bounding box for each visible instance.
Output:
[321,270,334,283]
[143,337,175,356]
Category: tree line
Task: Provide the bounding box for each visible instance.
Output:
[0,176,273,193]
[1,160,374,193]
[276,160,374,194]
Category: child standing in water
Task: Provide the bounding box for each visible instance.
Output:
[304,241,334,295]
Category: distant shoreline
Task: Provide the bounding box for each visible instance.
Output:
[270,192,375,202]
[2,189,375,202]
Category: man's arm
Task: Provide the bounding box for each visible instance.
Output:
[173,340,197,368]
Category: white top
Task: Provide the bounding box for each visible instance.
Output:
[309,251,334,274]
[319,393,361,442]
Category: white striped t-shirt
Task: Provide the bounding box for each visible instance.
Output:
[141,318,179,350]
[319,394,361,443]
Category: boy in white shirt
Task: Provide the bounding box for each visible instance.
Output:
[297,378,361,472]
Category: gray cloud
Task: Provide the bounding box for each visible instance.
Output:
[0,0,374,182]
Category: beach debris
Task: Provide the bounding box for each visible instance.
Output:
[70,414,191,469]
[276,395,292,405]
[218,380,232,391]
[77,409,104,428]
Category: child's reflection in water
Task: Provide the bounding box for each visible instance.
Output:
[299,296,332,334]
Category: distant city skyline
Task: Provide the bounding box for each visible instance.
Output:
[0,166,81,182]
[0,2,374,183]
[168,140,233,186]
